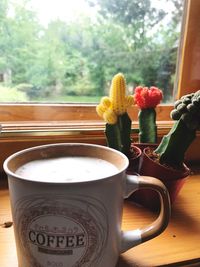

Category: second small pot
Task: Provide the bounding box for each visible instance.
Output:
[126,144,142,174]
[129,146,190,210]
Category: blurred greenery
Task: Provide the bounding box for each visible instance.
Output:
[0,85,27,101]
[0,0,183,103]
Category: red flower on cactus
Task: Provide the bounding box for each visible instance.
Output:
[134,86,163,109]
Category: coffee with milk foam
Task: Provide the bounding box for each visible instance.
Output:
[15,156,118,183]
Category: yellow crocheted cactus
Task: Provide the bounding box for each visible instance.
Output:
[96,73,134,156]
[96,73,134,124]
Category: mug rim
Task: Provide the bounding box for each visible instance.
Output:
[3,143,129,184]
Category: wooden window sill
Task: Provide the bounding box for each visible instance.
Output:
[0,120,199,171]
[0,104,199,170]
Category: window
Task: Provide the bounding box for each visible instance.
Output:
[1,0,184,103]
[0,0,199,169]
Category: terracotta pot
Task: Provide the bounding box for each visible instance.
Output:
[133,143,158,152]
[126,144,142,174]
[132,143,158,171]
[130,146,190,210]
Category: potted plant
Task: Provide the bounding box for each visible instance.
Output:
[128,86,163,205]
[96,73,141,172]
[138,90,200,210]
[133,86,163,151]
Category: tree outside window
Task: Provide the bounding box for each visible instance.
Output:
[0,0,184,103]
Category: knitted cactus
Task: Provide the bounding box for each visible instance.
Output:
[155,90,200,168]
[134,86,163,143]
[96,73,134,157]
[138,108,157,143]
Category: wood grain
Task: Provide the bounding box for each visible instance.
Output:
[0,104,173,122]
[177,0,200,98]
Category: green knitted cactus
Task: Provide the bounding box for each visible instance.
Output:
[155,90,200,168]
[105,112,132,156]
[138,108,157,143]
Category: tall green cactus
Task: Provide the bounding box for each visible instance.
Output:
[96,73,134,157]
[138,108,157,143]
[155,91,200,168]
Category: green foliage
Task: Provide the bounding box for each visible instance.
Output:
[0,0,184,102]
[87,0,165,38]
[0,85,27,101]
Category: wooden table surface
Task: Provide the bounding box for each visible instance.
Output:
[0,168,200,267]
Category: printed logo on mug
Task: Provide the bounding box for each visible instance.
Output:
[4,143,170,267]
[15,194,109,267]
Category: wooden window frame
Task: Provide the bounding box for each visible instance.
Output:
[0,0,199,169]
[177,0,200,98]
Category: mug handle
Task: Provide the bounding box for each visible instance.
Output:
[120,174,171,253]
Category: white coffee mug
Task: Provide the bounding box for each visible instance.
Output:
[4,143,170,267]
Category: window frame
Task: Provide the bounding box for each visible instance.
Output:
[176,0,200,98]
[0,1,195,125]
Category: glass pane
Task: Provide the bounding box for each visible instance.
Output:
[0,0,184,103]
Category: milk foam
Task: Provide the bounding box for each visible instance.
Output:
[15,156,118,182]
